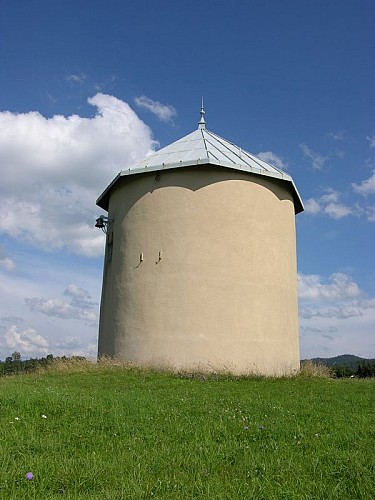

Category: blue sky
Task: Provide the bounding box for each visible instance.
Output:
[0,0,374,360]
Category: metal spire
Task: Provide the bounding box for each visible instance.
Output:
[198,97,206,129]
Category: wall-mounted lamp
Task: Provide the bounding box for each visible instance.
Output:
[95,215,114,234]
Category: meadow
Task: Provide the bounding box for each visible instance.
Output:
[0,360,373,499]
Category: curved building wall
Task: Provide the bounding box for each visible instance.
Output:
[98,166,299,375]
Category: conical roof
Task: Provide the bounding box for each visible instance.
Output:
[97,116,303,213]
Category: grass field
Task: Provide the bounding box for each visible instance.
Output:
[0,361,373,499]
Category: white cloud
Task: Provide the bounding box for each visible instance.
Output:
[25,284,98,325]
[305,177,375,222]
[352,170,375,195]
[64,284,96,308]
[320,190,338,204]
[324,202,352,219]
[304,189,353,219]
[0,258,100,360]
[298,272,375,359]
[366,134,375,148]
[0,93,156,256]
[304,198,321,214]
[300,304,363,320]
[298,272,361,302]
[0,321,97,359]
[5,325,49,356]
[257,151,286,170]
[300,143,329,170]
[134,95,177,122]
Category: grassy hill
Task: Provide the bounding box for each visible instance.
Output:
[0,360,373,499]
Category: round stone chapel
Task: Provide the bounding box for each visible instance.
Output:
[96,106,304,375]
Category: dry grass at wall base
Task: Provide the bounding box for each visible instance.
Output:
[297,360,333,379]
[36,356,334,379]
[0,360,373,499]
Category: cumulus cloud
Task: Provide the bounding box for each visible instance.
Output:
[0,93,156,256]
[25,297,97,323]
[25,284,98,325]
[300,304,363,320]
[324,202,352,219]
[298,272,361,302]
[304,189,353,219]
[64,284,96,308]
[352,170,375,195]
[304,198,321,214]
[257,151,286,171]
[300,144,329,170]
[298,272,375,358]
[134,95,177,122]
[305,178,375,222]
[5,325,49,356]
[0,321,97,359]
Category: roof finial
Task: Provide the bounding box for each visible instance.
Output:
[198,97,206,130]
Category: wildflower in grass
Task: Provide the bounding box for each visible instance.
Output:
[25,472,34,480]
[15,417,20,421]
[243,425,249,431]
[42,414,47,419]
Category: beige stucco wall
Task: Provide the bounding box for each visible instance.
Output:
[98,166,300,375]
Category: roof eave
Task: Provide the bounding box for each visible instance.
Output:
[96,159,304,214]
[96,171,121,211]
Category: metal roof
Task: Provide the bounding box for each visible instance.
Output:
[97,109,304,214]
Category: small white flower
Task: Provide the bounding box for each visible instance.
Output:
[41,415,47,419]
[15,417,20,421]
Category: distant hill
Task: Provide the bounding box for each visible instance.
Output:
[303,354,374,370]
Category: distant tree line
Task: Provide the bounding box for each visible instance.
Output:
[301,360,375,378]
[302,355,375,378]
[332,361,375,378]
[0,352,85,376]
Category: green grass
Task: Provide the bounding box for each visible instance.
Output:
[0,362,374,499]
